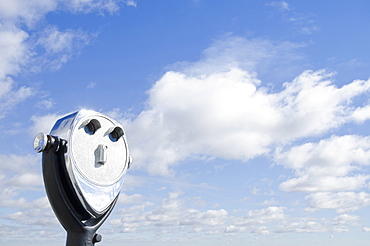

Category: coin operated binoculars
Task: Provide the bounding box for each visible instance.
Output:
[34,110,132,246]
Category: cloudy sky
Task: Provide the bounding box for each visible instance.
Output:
[2,0,370,245]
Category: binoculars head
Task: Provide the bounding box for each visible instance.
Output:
[34,110,131,245]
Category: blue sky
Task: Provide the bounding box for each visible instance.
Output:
[2,0,370,245]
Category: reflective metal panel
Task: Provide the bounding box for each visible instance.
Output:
[50,110,130,214]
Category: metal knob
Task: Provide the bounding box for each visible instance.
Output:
[33,133,48,153]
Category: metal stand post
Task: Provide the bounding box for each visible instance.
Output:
[41,136,117,246]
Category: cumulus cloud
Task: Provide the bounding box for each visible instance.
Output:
[352,105,370,123]
[280,175,370,193]
[111,191,228,234]
[234,206,286,226]
[333,214,360,226]
[274,218,333,233]
[277,135,370,192]
[112,191,314,236]
[305,192,370,213]
[109,190,363,237]
[179,209,228,226]
[124,67,370,175]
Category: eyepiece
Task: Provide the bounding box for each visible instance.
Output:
[84,119,101,135]
[108,127,124,142]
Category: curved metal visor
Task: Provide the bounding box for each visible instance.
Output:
[50,110,130,215]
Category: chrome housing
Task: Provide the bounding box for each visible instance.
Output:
[50,110,130,215]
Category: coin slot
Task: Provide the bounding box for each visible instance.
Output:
[95,144,108,165]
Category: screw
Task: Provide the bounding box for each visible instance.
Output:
[93,234,102,243]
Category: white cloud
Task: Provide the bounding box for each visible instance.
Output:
[37,26,81,54]
[266,1,290,11]
[0,0,127,120]
[0,153,43,201]
[261,198,278,206]
[110,190,365,237]
[363,227,370,232]
[0,0,129,25]
[62,0,121,14]
[112,192,322,236]
[124,68,271,175]
[277,72,370,138]
[0,188,28,208]
[0,24,30,78]
[274,218,329,233]
[0,77,33,119]
[124,66,370,175]
[305,192,370,213]
[4,206,58,226]
[280,175,370,193]
[34,25,92,71]
[32,196,50,209]
[234,206,286,226]
[352,105,370,123]
[0,0,121,65]
[301,26,320,35]
[0,153,39,173]
[333,214,360,226]
[0,24,34,117]
[179,209,228,226]
[112,191,228,234]
[117,192,145,205]
[0,0,57,26]
[173,36,306,81]
[125,0,137,7]
[225,207,334,234]
[87,81,96,89]
[277,135,370,192]
[5,173,43,188]
[36,98,55,109]
[29,113,65,136]
[266,2,320,36]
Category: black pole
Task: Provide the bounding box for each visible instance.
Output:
[41,135,118,246]
[66,231,101,246]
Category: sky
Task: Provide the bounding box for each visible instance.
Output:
[1,0,370,245]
